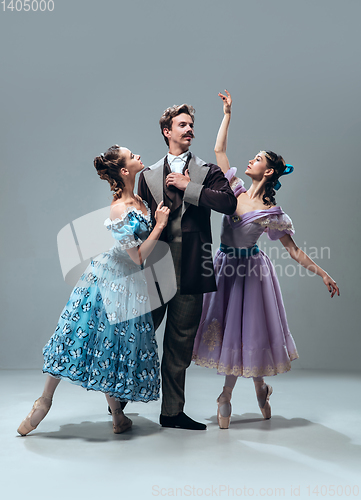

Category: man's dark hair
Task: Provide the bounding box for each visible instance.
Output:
[159,104,195,146]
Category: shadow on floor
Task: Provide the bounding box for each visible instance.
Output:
[206,412,312,430]
[19,411,360,479]
[203,412,360,474]
[19,413,160,443]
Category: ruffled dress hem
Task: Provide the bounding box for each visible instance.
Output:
[192,350,299,378]
[42,368,159,402]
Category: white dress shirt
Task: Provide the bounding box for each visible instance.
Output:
[167,151,190,174]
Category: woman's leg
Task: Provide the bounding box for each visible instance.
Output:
[17,375,61,435]
[253,376,273,419]
[105,394,132,434]
[225,375,238,391]
[43,374,61,399]
[217,374,237,429]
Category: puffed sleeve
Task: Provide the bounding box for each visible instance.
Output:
[224,167,246,192]
[265,213,295,240]
[104,213,143,250]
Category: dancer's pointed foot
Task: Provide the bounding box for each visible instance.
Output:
[160,412,206,430]
[257,384,273,419]
[217,386,232,429]
[17,395,52,436]
[112,408,132,434]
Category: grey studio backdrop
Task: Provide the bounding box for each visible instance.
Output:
[0,0,360,371]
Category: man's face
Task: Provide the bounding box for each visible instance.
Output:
[163,113,195,153]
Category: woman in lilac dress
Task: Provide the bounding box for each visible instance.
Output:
[192,91,339,428]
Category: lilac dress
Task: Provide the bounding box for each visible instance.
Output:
[192,169,299,377]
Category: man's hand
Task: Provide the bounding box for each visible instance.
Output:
[165,171,191,191]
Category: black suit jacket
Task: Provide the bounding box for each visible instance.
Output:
[137,154,237,294]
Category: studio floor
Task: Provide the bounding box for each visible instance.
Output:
[1,367,360,500]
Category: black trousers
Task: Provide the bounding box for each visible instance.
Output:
[152,242,203,416]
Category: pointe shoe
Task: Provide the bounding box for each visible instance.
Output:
[17,396,52,436]
[112,408,132,434]
[216,386,232,429]
[259,384,273,419]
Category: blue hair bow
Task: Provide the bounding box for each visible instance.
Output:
[274,164,294,191]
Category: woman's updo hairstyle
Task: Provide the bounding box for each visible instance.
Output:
[262,150,286,206]
[94,145,126,200]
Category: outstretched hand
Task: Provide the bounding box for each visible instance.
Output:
[218,89,232,114]
[323,274,340,298]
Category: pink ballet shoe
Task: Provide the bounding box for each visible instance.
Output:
[112,408,132,434]
[259,384,273,419]
[17,396,52,436]
[216,386,232,429]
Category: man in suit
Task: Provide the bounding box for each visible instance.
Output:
[138,104,237,430]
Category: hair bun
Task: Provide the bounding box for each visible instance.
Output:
[93,145,126,201]
[94,155,105,171]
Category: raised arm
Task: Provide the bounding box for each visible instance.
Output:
[279,234,340,297]
[214,90,232,174]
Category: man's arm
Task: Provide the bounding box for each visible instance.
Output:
[184,164,237,215]
[137,170,151,204]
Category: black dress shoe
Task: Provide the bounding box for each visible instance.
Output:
[159,411,207,430]
[108,401,127,415]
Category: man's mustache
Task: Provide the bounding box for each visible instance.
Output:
[182,132,195,138]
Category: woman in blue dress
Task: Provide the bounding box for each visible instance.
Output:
[17,145,170,435]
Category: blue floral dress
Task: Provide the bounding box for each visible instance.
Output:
[43,202,160,403]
